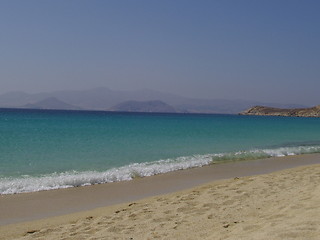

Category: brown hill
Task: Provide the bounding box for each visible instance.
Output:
[240,105,320,117]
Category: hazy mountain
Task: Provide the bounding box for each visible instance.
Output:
[0,87,308,114]
[110,100,176,113]
[0,91,45,107]
[22,97,81,110]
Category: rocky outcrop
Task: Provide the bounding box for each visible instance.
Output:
[240,105,320,117]
[109,100,176,113]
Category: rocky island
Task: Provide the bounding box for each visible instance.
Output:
[240,105,320,117]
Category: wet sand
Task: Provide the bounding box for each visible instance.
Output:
[1,154,320,239]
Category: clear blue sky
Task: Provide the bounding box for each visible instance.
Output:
[0,0,319,105]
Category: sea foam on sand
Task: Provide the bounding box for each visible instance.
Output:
[2,145,320,195]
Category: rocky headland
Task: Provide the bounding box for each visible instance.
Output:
[240,105,320,117]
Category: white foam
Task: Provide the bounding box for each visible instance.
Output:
[0,155,213,194]
[1,145,320,194]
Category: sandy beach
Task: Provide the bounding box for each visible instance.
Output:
[1,154,320,239]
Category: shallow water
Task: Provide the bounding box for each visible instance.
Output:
[1,108,320,194]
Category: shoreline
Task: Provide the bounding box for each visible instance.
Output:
[0,155,319,239]
[1,153,320,228]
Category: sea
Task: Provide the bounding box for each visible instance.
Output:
[1,108,320,195]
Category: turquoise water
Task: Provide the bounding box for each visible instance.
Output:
[1,108,320,194]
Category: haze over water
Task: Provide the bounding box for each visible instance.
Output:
[1,109,320,194]
[1,1,320,106]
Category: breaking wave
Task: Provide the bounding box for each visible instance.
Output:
[1,145,320,194]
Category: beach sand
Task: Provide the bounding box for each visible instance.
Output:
[1,156,320,239]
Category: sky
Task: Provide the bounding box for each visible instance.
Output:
[0,0,319,105]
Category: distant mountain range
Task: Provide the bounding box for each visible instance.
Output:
[22,97,81,110]
[110,100,176,113]
[0,87,307,114]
